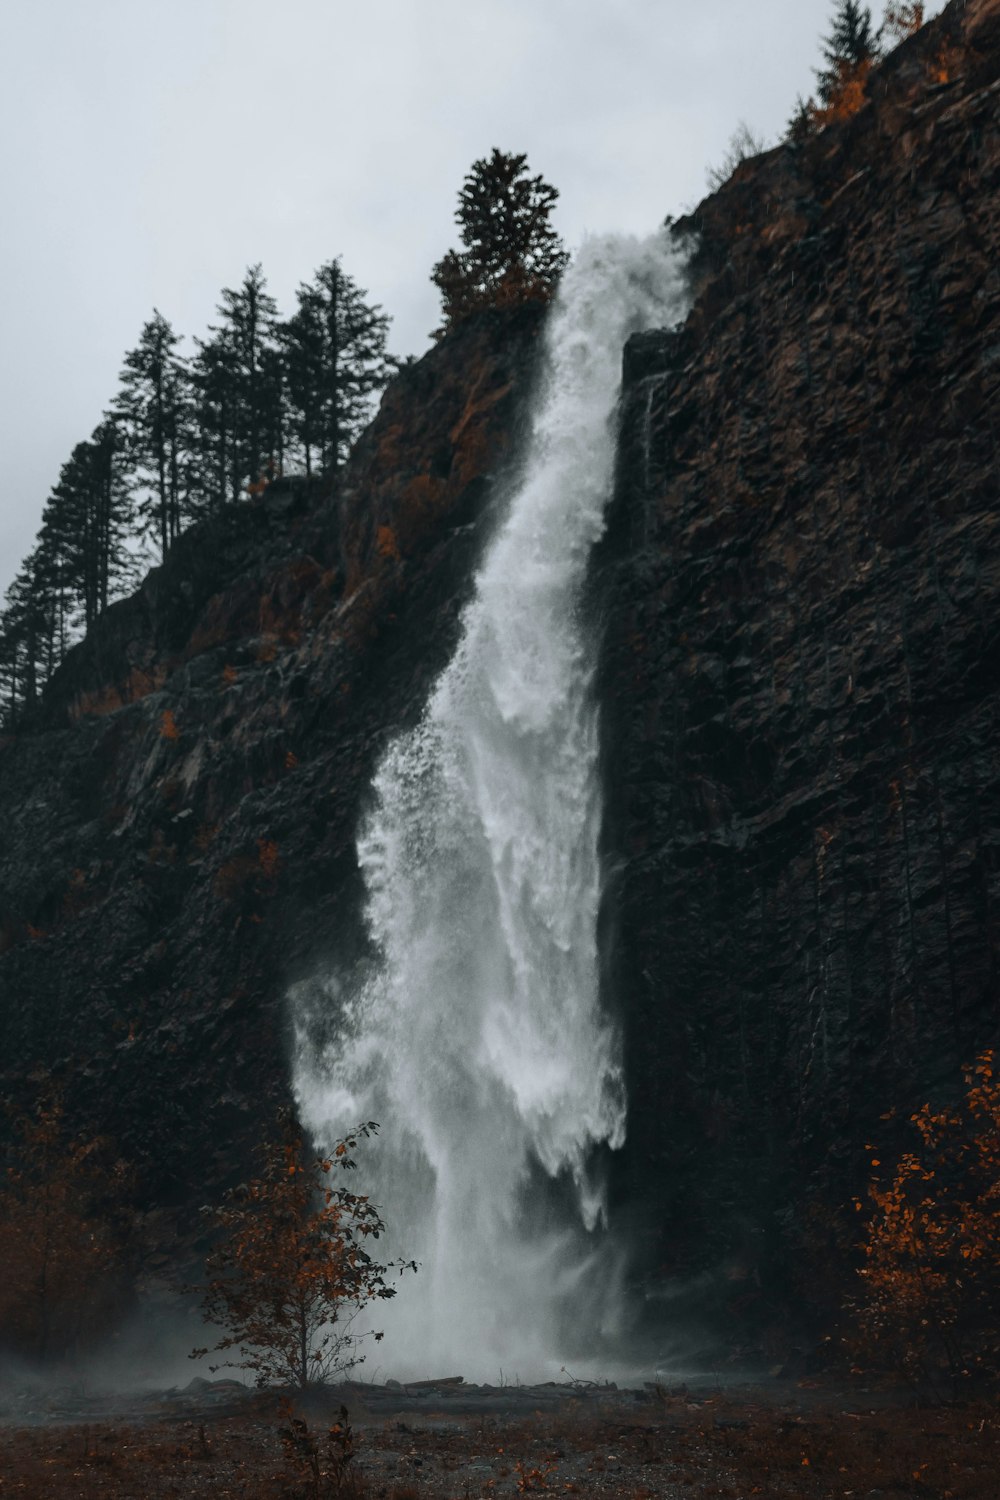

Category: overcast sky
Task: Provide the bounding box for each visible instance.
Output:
[0,0,946,601]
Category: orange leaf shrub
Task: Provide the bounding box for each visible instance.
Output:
[812,57,873,125]
[849,1051,1000,1387]
[0,1097,135,1362]
[882,2,924,42]
[190,1117,413,1388]
[376,523,401,561]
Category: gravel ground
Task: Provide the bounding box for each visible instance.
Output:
[2,1376,999,1497]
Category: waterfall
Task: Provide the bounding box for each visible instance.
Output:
[294,232,689,1379]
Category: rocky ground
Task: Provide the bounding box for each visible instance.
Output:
[1,1376,999,1498]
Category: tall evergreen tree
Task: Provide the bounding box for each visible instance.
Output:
[33,516,73,674]
[44,422,134,633]
[0,550,54,724]
[258,340,288,482]
[114,310,190,560]
[316,258,393,474]
[189,329,240,512]
[208,264,281,497]
[281,286,325,480]
[431,150,569,335]
[283,259,393,476]
[816,2,876,104]
[0,247,402,723]
[786,94,816,142]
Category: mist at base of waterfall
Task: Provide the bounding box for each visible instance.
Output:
[293,231,690,1382]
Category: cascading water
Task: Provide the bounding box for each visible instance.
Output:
[294,232,689,1379]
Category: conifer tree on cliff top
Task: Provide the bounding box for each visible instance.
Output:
[196,263,282,505]
[283,259,393,476]
[114,310,190,561]
[431,149,569,336]
[816,1,876,104]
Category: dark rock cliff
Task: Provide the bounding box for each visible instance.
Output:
[0,306,544,1214]
[599,0,1000,1336]
[1,0,998,1352]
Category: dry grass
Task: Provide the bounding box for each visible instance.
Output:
[1,1386,999,1498]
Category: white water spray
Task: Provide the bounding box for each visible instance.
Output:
[295,233,689,1378]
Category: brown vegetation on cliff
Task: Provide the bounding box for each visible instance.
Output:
[0,304,543,1237]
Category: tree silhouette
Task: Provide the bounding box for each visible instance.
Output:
[44,421,135,632]
[284,259,394,476]
[431,149,569,336]
[0,549,55,725]
[0,249,399,714]
[0,1096,134,1363]
[192,1118,412,1388]
[114,311,190,560]
[786,94,816,142]
[196,264,282,504]
[282,285,326,481]
[189,330,239,511]
[816,2,877,108]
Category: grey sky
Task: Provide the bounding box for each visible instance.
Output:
[0,0,945,601]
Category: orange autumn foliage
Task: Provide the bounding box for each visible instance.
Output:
[160,708,180,740]
[376,523,401,561]
[849,1051,1000,1385]
[0,1098,134,1362]
[882,2,924,42]
[812,57,874,125]
[191,1117,413,1388]
[926,43,959,85]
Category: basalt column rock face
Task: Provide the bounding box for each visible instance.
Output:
[599,0,1000,1328]
[0,305,544,1212]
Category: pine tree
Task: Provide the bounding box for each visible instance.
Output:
[189,330,240,511]
[816,1,877,105]
[281,286,325,480]
[0,551,53,725]
[0,249,400,721]
[431,150,569,336]
[258,340,287,483]
[283,259,394,476]
[786,94,816,142]
[211,264,282,496]
[317,259,393,474]
[33,523,72,678]
[44,422,134,633]
[114,310,190,560]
